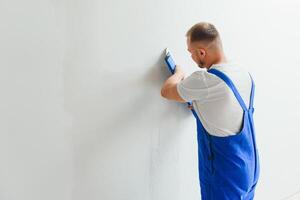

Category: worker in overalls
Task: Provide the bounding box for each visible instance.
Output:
[161,22,260,200]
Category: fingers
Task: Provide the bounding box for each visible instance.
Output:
[187,105,193,110]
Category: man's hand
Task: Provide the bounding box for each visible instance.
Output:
[187,104,193,110]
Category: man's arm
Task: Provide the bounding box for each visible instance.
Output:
[160,65,186,103]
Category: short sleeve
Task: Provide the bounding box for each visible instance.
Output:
[176,71,209,102]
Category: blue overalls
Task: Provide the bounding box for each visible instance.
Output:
[192,68,260,200]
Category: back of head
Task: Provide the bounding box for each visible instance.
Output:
[186,22,223,50]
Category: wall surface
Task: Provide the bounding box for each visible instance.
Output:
[1,0,300,199]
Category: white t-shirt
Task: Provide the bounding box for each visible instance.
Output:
[177,61,252,137]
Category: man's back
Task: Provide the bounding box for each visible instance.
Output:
[177,61,252,136]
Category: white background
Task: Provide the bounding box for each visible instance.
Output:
[0,0,300,199]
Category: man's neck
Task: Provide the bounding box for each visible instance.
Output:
[206,53,228,70]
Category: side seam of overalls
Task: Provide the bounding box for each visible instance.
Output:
[192,68,260,200]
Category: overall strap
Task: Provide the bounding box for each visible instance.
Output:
[207,68,248,112]
[248,73,255,111]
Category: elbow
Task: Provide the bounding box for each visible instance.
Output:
[161,85,170,99]
[161,88,167,98]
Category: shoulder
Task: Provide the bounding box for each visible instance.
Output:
[186,70,222,83]
[177,70,225,91]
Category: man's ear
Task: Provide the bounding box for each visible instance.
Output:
[198,48,206,58]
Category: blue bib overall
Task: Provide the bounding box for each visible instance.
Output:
[192,68,260,200]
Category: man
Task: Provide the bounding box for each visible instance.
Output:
[160,22,260,200]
